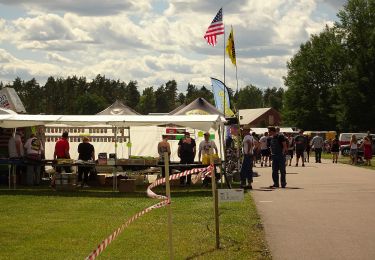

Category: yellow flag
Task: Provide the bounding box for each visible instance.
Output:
[226,26,236,66]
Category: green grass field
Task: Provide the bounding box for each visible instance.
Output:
[0,185,271,260]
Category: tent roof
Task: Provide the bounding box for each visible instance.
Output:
[169,97,224,116]
[96,100,140,115]
[239,108,272,125]
[0,114,225,131]
[250,127,295,135]
[0,108,17,115]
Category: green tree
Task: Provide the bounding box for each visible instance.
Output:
[283,26,346,130]
[74,93,107,114]
[137,87,156,114]
[263,87,284,112]
[164,80,178,111]
[177,92,185,106]
[335,0,375,131]
[124,81,140,109]
[236,85,263,109]
[155,86,168,113]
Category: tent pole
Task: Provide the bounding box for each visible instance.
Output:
[114,126,118,191]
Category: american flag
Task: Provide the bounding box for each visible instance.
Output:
[204,8,224,46]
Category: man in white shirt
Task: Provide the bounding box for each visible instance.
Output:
[311,135,324,163]
[198,132,218,164]
[259,132,270,167]
[24,133,44,185]
[240,125,254,189]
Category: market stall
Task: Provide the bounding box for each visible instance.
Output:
[0,114,226,189]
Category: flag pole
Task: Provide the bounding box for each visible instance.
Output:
[223,8,226,119]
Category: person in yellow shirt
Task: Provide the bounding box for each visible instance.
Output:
[198,132,218,165]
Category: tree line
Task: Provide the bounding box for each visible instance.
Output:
[0,75,284,115]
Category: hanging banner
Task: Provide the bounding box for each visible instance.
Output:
[210,78,234,117]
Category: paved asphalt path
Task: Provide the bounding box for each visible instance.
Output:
[251,159,375,260]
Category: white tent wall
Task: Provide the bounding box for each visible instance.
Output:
[44,125,223,162]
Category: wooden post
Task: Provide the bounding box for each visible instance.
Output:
[210,154,220,249]
[164,152,174,260]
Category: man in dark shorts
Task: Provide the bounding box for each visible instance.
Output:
[294,129,306,167]
[259,132,270,167]
[178,132,196,186]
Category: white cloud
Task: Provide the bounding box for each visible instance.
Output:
[0,0,152,16]
[0,48,61,81]
[0,0,345,91]
[46,52,72,63]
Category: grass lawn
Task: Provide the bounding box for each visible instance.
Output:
[0,185,271,260]
[321,153,375,170]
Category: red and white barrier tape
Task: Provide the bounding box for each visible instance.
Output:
[85,165,213,260]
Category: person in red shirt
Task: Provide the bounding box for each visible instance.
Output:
[54,131,71,173]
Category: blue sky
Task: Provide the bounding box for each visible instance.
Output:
[0,0,346,92]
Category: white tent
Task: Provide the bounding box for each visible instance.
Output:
[0,114,225,161]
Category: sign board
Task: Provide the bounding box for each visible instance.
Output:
[218,189,244,202]
[0,87,26,113]
[166,128,186,134]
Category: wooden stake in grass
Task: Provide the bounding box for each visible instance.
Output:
[210,152,220,249]
[164,152,174,260]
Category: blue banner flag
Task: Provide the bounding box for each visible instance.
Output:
[210,77,234,117]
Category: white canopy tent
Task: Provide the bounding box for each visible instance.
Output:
[0,114,226,161]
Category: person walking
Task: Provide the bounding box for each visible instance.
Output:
[178,132,196,186]
[294,130,306,167]
[331,137,340,163]
[287,133,295,166]
[311,134,324,163]
[259,132,270,167]
[77,137,95,188]
[349,134,358,165]
[24,133,44,185]
[240,125,254,189]
[268,126,288,188]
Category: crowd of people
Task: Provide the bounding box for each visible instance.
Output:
[237,128,373,190]
[7,126,373,190]
[7,129,95,188]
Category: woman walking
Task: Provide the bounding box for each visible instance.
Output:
[349,134,358,165]
[331,137,340,163]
